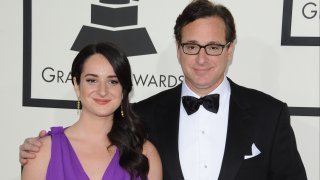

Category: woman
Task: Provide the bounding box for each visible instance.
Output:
[21,42,162,180]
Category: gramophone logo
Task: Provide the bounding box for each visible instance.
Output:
[281,0,320,46]
[71,0,156,56]
[23,0,157,109]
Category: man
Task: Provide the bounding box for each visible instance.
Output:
[20,0,307,179]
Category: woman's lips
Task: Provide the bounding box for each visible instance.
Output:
[94,98,111,105]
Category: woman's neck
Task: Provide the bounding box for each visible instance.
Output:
[67,112,114,142]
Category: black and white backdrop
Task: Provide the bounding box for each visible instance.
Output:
[0,0,318,179]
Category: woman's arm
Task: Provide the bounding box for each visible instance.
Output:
[21,135,51,180]
[143,140,162,180]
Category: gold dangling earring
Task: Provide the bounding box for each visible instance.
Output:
[121,105,124,118]
[77,99,81,115]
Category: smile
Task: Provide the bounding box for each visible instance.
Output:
[94,98,111,105]
[193,67,212,73]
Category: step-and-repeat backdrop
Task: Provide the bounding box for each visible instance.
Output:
[0,0,318,179]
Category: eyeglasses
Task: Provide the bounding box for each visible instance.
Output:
[180,42,230,56]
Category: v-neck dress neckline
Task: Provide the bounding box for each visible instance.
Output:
[46,126,141,180]
[62,129,118,179]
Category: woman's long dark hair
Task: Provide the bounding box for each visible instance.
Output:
[71,42,148,180]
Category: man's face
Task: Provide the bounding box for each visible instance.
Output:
[177,16,234,96]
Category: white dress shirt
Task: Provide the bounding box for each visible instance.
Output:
[178,77,231,180]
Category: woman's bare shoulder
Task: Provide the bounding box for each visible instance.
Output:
[39,135,51,145]
[142,140,162,180]
[142,140,157,157]
[21,135,52,179]
[30,135,52,162]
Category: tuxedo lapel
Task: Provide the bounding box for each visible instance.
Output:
[218,80,255,180]
[155,85,184,180]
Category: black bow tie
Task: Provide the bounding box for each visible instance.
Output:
[182,94,220,115]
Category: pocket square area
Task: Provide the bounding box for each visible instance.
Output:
[244,143,261,160]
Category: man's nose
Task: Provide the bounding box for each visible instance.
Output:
[196,47,209,64]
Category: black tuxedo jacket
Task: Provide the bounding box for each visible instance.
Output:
[133,79,307,180]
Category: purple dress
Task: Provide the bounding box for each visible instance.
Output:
[46,126,142,180]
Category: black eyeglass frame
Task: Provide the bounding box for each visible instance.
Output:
[180,42,231,56]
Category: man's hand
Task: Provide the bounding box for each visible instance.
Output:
[19,130,47,165]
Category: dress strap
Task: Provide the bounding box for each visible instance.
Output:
[48,126,64,135]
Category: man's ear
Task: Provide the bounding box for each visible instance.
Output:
[176,41,182,64]
[227,42,235,63]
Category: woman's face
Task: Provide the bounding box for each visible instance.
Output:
[74,53,122,118]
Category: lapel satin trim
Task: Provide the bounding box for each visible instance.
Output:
[156,84,184,180]
[218,79,255,180]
